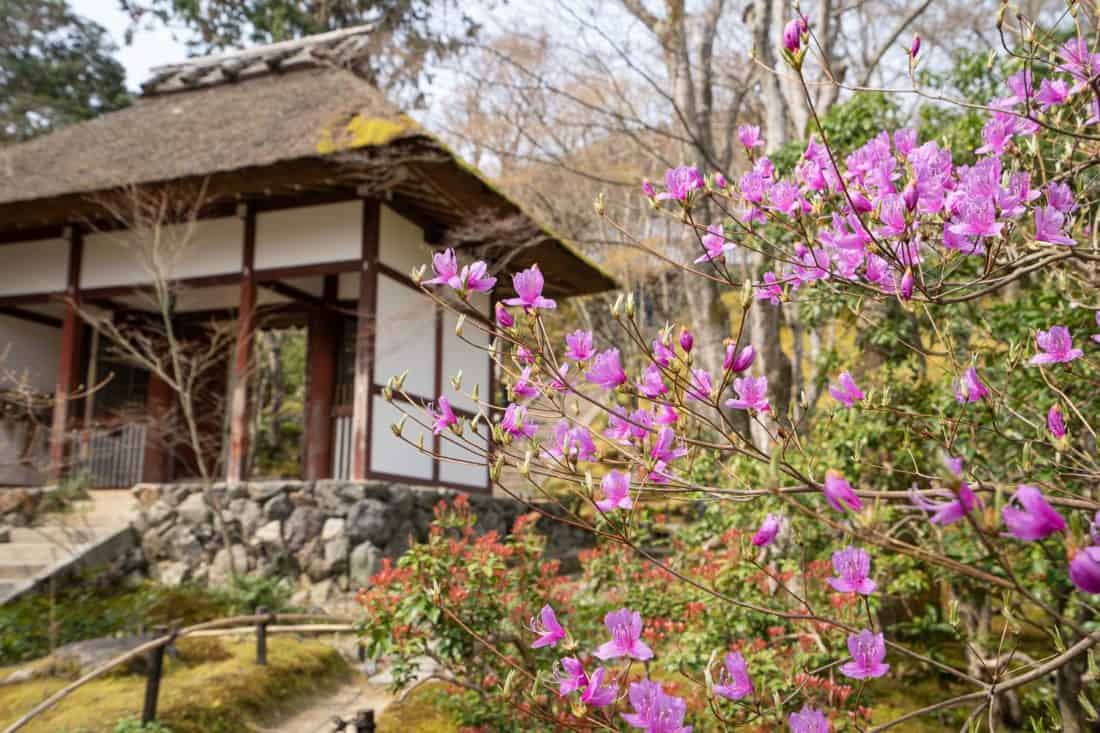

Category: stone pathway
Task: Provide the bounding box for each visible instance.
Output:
[257,679,393,733]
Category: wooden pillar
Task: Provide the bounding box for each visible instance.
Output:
[48,227,84,481]
[304,275,338,480]
[142,371,173,483]
[351,199,380,480]
[227,204,256,484]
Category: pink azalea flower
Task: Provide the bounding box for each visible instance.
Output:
[1030,326,1083,365]
[622,680,690,732]
[714,651,754,701]
[503,264,556,310]
[694,224,734,263]
[725,344,755,373]
[604,409,632,443]
[1048,404,1067,440]
[725,376,770,413]
[655,404,679,425]
[752,514,781,547]
[547,420,597,462]
[756,272,784,304]
[565,329,594,361]
[827,546,877,595]
[586,349,627,389]
[1069,547,1100,594]
[580,666,618,707]
[1036,77,1071,109]
[511,366,539,400]
[423,248,458,286]
[548,363,571,393]
[556,657,587,696]
[652,338,676,367]
[1035,206,1075,246]
[789,706,830,733]
[823,470,862,513]
[651,427,688,463]
[1003,484,1066,541]
[515,345,535,365]
[628,408,655,440]
[494,302,514,328]
[1046,182,1076,214]
[429,396,457,435]
[529,605,565,648]
[911,482,981,525]
[828,371,864,407]
[455,261,497,293]
[594,608,653,661]
[658,166,705,201]
[737,124,763,149]
[501,403,537,440]
[597,470,633,512]
[954,366,990,404]
[840,630,890,680]
[637,364,669,398]
[685,368,713,402]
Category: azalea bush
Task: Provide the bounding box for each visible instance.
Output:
[361,9,1100,732]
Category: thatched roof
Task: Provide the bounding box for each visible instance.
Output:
[0,32,616,296]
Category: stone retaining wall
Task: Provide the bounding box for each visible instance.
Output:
[132,480,590,605]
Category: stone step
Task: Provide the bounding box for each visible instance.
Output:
[0,542,78,565]
[7,526,105,545]
[0,561,49,579]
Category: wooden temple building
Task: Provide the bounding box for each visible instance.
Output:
[0,28,614,491]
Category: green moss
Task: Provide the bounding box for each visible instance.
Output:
[377,682,457,733]
[0,638,350,733]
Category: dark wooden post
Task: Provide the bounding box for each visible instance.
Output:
[142,627,169,725]
[350,200,380,481]
[142,371,174,483]
[48,227,84,481]
[304,275,338,480]
[228,204,256,484]
[255,606,270,666]
[354,710,375,733]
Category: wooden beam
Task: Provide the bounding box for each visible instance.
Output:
[260,280,325,309]
[0,306,62,329]
[304,275,338,480]
[351,199,380,480]
[227,204,256,484]
[49,228,84,480]
[142,371,174,482]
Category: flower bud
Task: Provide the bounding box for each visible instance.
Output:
[902,181,918,212]
[679,328,694,353]
[495,303,514,328]
[783,18,803,53]
[642,178,656,198]
[725,344,755,373]
[898,268,914,301]
[909,33,920,59]
[714,172,728,189]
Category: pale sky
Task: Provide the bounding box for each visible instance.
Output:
[70,0,193,90]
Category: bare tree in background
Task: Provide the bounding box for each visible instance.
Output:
[79,183,240,575]
[434,0,1029,441]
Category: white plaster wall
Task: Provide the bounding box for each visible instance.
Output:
[374,275,435,397]
[0,239,69,296]
[379,205,433,275]
[0,421,48,485]
[0,314,61,393]
[442,308,490,414]
[370,395,433,479]
[439,429,488,488]
[255,202,362,270]
[82,217,243,289]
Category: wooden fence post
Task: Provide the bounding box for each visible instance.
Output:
[354,710,375,733]
[255,607,270,666]
[141,627,169,725]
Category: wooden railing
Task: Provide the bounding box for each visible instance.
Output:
[2,610,372,733]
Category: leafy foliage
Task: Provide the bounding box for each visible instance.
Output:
[0,0,130,142]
